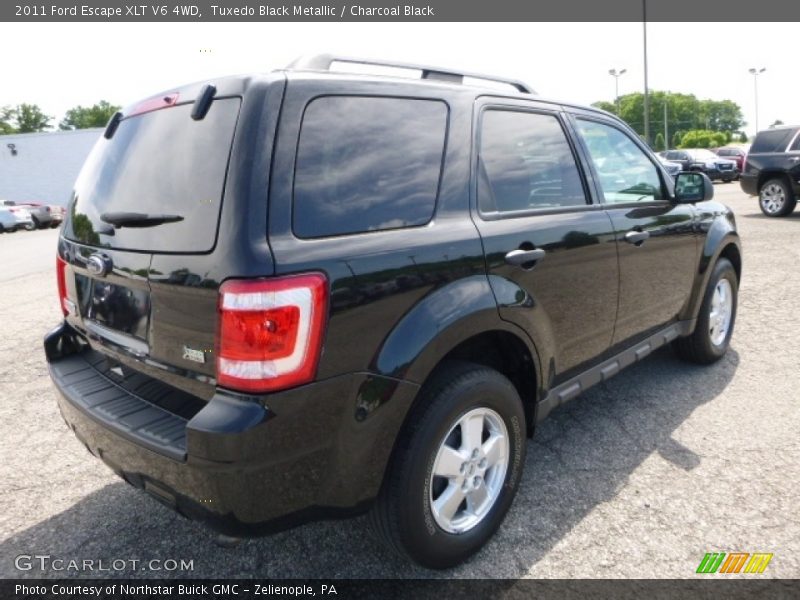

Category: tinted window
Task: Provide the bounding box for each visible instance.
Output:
[65,99,240,253]
[478,110,586,213]
[751,129,795,153]
[576,119,664,204]
[293,96,447,238]
[790,133,800,152]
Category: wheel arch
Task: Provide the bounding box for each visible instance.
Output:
[371,275,543,434]
[682,217,741,323]
[758,171,796,198]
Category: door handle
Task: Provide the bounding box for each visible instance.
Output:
[624,230,650,246]
[505,248,546,267]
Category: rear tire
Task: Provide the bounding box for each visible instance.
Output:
[674,258,738,364]
[369,361,527,569]
[759,178,796,217]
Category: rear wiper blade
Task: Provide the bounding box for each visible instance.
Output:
[100,212,184,228]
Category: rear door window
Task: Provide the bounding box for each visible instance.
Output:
[751,129,795,153]
[478,109,587,213]
[64,98,240,253]
[293,96,447,238]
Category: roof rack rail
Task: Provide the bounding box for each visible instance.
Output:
[286,54,535,95]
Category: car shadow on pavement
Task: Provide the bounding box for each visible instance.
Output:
[0,346,739,579]
[739,210,800,221]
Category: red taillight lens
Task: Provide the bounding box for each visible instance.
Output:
[56,255,69,316]
[128,93,180,117]
[216,273,328,393]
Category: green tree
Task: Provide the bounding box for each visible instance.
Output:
[769,119,784,129]
[653,132,665,151]
[14,103,52,132]
[679,129,727,149]
[671,131,683,149]
[59,100,121,130]
[592,91,744,143]
[738,132,748,143]
[0,106,15,134]
[591,100,617,115]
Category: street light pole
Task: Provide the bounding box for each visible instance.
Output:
[642,0,650,146]
[748,67,766,133]
[608,68,627,115]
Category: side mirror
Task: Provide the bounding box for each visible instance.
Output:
[674,171,714,203]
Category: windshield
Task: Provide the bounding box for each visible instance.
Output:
[64,98,240,253]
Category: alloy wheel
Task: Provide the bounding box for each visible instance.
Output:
[429,407,509,534]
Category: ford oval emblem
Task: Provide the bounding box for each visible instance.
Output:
[87,253,111,277]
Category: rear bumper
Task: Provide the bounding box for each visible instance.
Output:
[45,322,419,535]
[740,173,758,195]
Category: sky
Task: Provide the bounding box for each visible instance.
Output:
[0,21,795,136]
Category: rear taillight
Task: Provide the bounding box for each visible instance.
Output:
[216,273,328,393]
[56,255,69,316]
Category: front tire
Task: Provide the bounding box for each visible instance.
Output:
[369,362,527,569]
[674,258,738,364]
[759,178,796,217]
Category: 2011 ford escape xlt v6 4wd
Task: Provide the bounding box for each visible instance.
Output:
[46,55,742,569]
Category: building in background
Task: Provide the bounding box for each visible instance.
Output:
[0,129,101,206]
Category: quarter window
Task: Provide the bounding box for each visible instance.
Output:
[293,96,447,238]
[478,110,586,213]
[790,132,800,152]
[576,119,664,204]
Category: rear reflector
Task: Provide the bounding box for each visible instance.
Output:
[217,273,328,393]
[56,255,69,316]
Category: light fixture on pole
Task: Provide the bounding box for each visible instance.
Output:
[608,68,627,115]
[748,67,766,133]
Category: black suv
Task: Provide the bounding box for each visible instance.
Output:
[740,125,800,217]
[45,56,742,569]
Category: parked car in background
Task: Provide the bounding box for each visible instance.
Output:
[659,149,737,183]
[45,204,65,227]
[1,200,53,229]
[0,206,34,232]
[0,207,20,232]
[740,125,800,217]
[657,154,682,178]
[713,146,748,174]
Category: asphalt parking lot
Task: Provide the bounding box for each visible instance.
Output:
[1,186,798,579]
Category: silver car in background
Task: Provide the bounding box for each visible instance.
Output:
[0,206,34,232]
[2,200,53,229]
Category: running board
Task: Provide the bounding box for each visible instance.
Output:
[537,320,695,423]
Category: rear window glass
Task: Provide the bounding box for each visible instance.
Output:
[293,96,447,238]
[750,129,795,153]
[64,98,240,253]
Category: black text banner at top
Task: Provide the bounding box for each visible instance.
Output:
[3,0,798,22]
